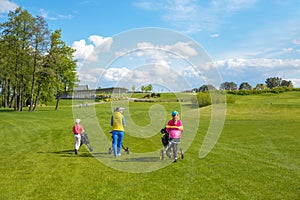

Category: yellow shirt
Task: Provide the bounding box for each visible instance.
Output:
[111,112,125,131]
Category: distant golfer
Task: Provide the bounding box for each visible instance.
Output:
[72,119,84,155]
[110,107,126,157]
[166,110,184,163]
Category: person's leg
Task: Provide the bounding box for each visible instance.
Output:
[74,134,81,154]
[112,132,118,157]
[117,132,124,156]
[172,142,178,162]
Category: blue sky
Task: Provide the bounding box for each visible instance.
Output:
[1,0,300,90]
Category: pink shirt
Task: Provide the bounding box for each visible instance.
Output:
[166,119,183,139]
[73,124,84,134]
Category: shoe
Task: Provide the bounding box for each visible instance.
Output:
[117,153,121,156]
[74,149,78,155]
[173,159,178,163]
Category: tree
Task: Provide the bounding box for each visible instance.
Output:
[145,84,153,93]
[254,83,267,90]
[239,82,252,90]
[28,15,49,111]
[47,29,77,110]
[198,84,217,92]
[0,7,78,111]
[131,85,136,92]
[265,77,281,89]
[220,82,237,90]
[0,7,34,111]
[280,80,293,88]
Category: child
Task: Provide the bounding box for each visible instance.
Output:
[166,111,183,162]
[72,119,84,155]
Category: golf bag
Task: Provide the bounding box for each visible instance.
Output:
[160,127,169,147]
[80,133,93,152]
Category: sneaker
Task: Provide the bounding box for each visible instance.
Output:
[173,158,178,163]
[74,149,78,155]
[117,153,121,156]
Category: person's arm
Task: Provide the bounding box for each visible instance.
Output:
[166,120,183,130]
[110,116,113,126]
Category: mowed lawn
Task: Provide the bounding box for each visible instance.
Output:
[0,92,299,199]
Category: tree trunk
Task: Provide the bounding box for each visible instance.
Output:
[10,87,17,109]
[55,95,60,110]
[29,50,38,111]
[33,83,41,111]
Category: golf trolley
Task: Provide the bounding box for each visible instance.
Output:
[108,145,130,155]
[80,133,93,152]
[159,127,184,160]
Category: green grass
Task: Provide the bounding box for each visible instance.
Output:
[0,92,299,199]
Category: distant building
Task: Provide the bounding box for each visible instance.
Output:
[61,85,128,99]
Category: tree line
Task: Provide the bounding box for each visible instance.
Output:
[195,77,294,92]
[0,7,77,111]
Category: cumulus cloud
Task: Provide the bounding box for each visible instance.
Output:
[116,41,198,61]
[213,58,300,69]
[71,35,113,67]
[102,67,132,82]
[0,0,18,14]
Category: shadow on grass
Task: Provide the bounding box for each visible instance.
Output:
[117,157,160,162]
[38,149,93,157]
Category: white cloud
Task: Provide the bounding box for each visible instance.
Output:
[290,78,300,88]
[210,33,219,38]
[0,0,18,13]
[293,39,300,45]
[77,68,105,88]
[71,35,113,67]
[116,41,198,61]
[212,0,257,12]
[282,48,293,53]
[89,35,112,50]
[102,67,131,82]
[135,0,257,34]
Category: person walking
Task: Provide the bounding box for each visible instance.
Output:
[110,107,126,157]
[166,110,184,163]
[72,118,84,155]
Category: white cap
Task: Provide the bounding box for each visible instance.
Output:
[75,119,81,124]
[115,107,125,112]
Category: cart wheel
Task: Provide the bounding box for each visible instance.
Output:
[179,148,184,159]
[108,147,112,154]
[160,149,164,160]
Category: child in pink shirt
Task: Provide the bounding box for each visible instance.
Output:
[166,111,183,162]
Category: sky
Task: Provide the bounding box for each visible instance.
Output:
[1,0,300,90]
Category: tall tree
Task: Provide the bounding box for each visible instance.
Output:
[47,29,77,110]
[28,15,49,111]
[0,7,34,111]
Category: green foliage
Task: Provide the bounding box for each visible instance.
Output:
[195,92,211,107]
[194,91,234,107]
[227,86,297,95]
[0,7,77,111]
